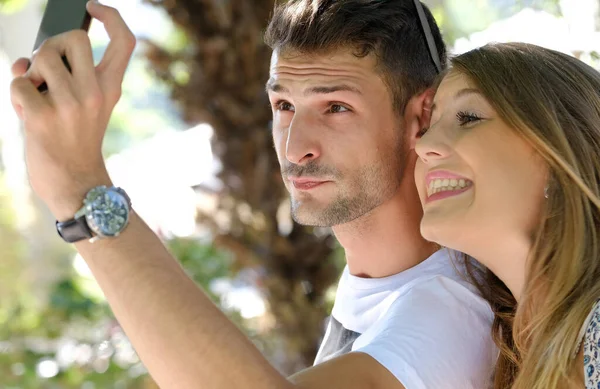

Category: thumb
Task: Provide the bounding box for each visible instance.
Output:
[11,58,31,79]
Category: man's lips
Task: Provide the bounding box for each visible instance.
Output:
[288,177,331,191]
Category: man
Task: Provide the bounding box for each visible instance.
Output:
[10,1,496,388]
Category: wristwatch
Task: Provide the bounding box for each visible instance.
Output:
[56,186,132,243]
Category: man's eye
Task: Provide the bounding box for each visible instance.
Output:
[328,104,349,114]
[273,101,295,112]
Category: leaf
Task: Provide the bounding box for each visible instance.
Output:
[0,0,29,14]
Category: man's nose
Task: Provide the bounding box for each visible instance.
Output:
[285,112,321,165]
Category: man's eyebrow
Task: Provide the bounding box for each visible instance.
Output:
[265,81,362,96]
[430,88,482,116]
[304,84,362,96]
[265,80,289,94]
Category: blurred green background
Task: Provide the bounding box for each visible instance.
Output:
[0,0,598,387]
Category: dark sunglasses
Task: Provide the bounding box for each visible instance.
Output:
[413,0,442,73]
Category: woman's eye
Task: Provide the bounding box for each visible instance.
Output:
[456,111,482,126]
[273,101,295,112]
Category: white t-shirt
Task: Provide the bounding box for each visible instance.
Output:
[314,249,497,389]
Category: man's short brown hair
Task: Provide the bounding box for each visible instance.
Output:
[265,0,447,113]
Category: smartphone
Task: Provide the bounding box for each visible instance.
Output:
[33,0,92,92]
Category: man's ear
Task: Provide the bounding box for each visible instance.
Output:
[405,87,435,150]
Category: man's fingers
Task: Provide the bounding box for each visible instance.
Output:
[10,76,50,123]
[27,44,76,103]
[11,58,31,78]
[87,0,135,96]
[30,29,97,93]
[55,29,96,86]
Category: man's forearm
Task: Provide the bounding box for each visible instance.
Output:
[74,211,291,389]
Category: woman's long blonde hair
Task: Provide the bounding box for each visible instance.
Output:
[451,43,600,389]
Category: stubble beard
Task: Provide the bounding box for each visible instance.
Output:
[290,133,407,227]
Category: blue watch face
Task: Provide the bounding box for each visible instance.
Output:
[85,187,130,237]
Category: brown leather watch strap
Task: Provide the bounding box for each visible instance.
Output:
[56,215,93,243]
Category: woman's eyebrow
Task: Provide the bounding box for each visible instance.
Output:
[430,88,483,116]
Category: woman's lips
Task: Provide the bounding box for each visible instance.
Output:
[424,170,473,202]
[426,185,472,204]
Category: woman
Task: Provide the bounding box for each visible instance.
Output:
[414,42,600,389]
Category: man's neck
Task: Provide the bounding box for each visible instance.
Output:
[332,181,437,279]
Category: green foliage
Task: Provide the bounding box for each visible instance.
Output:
[0,267,148,387]
[95,44,187,157]
[0,201,246,387]
[425,0,563,45]
[166,237,235,302]
[0,177,26,310]
[0,0,28,14]
[514,0,561,14]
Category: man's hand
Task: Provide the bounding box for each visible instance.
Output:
[10,1,135,221]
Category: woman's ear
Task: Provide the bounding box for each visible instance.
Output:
[406,87,436,149]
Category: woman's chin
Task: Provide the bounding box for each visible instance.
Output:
[420,219,441,244]
[420,216,461,251]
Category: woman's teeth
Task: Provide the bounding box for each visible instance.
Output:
[427,178,472,197]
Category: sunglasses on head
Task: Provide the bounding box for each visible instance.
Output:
[413,0,442,74]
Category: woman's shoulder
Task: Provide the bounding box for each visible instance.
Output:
[580,300,600,388]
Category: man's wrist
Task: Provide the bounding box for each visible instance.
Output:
[48,173,114,222]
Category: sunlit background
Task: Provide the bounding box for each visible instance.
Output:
[0,0,599,387]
